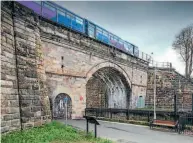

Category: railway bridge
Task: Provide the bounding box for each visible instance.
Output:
[1,1,192,133]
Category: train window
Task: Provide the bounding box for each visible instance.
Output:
[71,15,75,21]
[134,46,139,56]
[127,43,134,54]
[96,27,102,33]
[76,17,83,24]
[58,10,65,16]
[109,34,113,40]
[43,3,56,12]
[66,13,71,19]
[114,36,118,42]
[88,23,95,38]
[17,1,42,15]
[103,31,108,37]
[89,23,95,29]
[88,29,95,38]
[42,2,57,21]
[124,42,128,49]
[119,39,123,44]
[128,43,133,50]
[58,10,65,25]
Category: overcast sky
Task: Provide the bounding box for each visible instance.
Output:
[55,1,193,75]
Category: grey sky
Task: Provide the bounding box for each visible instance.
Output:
[55,1,193,74]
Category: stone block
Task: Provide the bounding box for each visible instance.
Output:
[1,126,9,133]
[1,80,13,87]
[8,107,19,114]
[9,100,19,107]
[3,114,13,121]
[31,106,41,113]
[32,100,41,106]
[21,107,33,118]
[1,121,7,127]
[1,88,17,95]
[1,108,9,114]
[34,121,42,126]
[34,111,41,117]
[11,119,20,127]
[23,123,33,129]
[21,117,30,123]
[6,75,17,81]
[21,100,31,107]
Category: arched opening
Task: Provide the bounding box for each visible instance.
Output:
[86,67,131,109]
[53,93,72,119]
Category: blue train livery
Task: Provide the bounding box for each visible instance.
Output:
[16,1,140,58]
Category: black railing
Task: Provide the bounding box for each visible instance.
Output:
[85,108,193,135]
[178,114,193,135]
[85,108,180,122]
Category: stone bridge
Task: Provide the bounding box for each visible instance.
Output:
[1,1,192,133]
[1,2,149,133]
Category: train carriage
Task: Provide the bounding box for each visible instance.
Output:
[17,1,142,59]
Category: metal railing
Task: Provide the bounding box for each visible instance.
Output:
[148,60,172,69]
[178,114,193,135]
[137,51,152,62]
[85,108,177,122]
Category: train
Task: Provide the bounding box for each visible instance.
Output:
[16,1,140,58]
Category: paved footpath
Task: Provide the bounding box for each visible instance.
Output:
[58,119,193,143]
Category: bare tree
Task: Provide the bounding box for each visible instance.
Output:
[172,24,193,79]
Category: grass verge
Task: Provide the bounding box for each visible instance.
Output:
[1,121,112,143]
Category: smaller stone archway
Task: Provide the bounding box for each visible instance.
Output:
[53,93,72,119]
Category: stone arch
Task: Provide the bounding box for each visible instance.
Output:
[86,61,132,88]
[52,86,73,104]
[86,61,132,109]
[53,93,72,119]
[51,86,74,119]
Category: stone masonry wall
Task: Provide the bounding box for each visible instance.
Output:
[1,2,51,133]
[1,2,21,133]
[13,2,51,129]
[146,68,193,111]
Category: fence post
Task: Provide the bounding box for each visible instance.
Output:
[126,109,129,120]
[110,108,112,119]
[96,108,98,117]
[174,92,177,121]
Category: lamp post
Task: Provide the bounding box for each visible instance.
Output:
[152,52,156,120]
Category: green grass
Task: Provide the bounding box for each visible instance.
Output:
[1,121,112,143]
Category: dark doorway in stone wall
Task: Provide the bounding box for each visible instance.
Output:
[86,67,131,109]
[53,93,72,119]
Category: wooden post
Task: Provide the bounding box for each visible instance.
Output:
[94,123,97,138]
[148,111,150,122]
[126,109,129,120]
[86,119,89,134]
